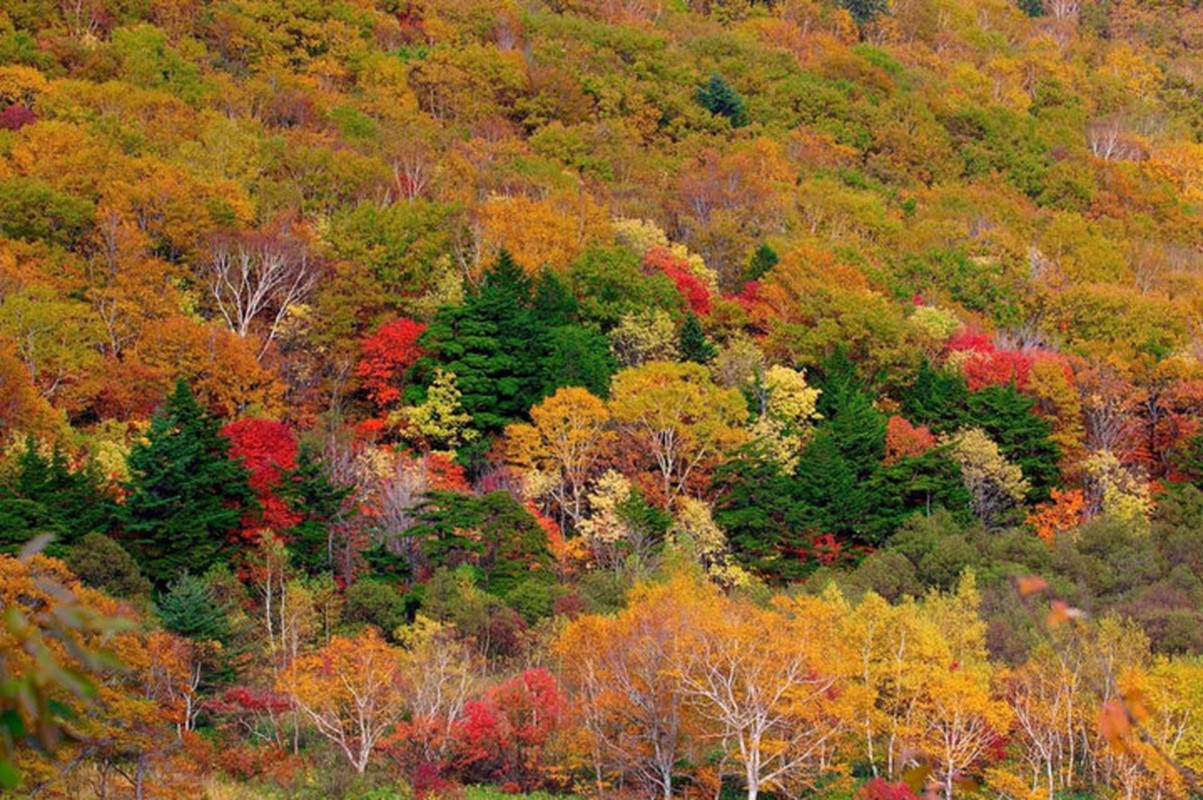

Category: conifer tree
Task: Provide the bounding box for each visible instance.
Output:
[121,379,256,585]
[418,250,554,433]
[3,435,111,546]
[158,572,231,643]
[679,312,717,364]
[280,444,352,576]
[697,74,748,128]
[746,243,779,282]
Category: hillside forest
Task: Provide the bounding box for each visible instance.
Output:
[6,0,1203,798]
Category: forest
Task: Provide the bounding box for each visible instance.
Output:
[4,0,1203,797]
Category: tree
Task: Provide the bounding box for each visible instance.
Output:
[204,218,322,358]
[679,312,717,364]
[792,354,891,544]
[697,74,748,128]
[608,362,748,503]
[158,572,231,644]
[408,491,556,608]
[610,308,680,368]
[279,444,353,577]
[221,418,301,541]
[682,593,859,800]
[403,369,478,452]
[278,629,408,774]
[120,379,256,585]
[750,365,823,472]
[713,444,809,581]
[839,0,889,33]
[943,428,1030,529]
[505,386,613,528]
[556,572,704,799]
[355,317,427,412]
[417,251,554,433]
[66,533,152,600]
[455,668,567,790]
[2,435,111,546]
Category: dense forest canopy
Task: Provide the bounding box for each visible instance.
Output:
[5,0,1203,797]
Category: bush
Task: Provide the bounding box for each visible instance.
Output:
[66,532,152,600]
[345,579,409,639]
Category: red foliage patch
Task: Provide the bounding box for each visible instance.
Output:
[356,317,427,411]
[644,246,711,316]
[962,350,1033,391]
[221,418,301,539]
[854,777,920,800]
[0,104,36,131]
[884,415,936,465]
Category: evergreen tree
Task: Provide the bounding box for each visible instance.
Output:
[280,444,352,576]
[713,443,808,581]
[840,0,889,27]
[746,243,779,282]
[966,384,1061,503]
[417,250,555,433]
[408,491,556,604]
[545,324,615,398]
[901,359,970,431]
[157,571,241,685]
[532,268,579,328]
[1017,0,1044,17]
[679,312,717,364]
[121,379,256,586]
[2,435,112,546]
[793,350,891,544]
[0,498,64,556]
[697,74,748,128]
[158,572,232,643]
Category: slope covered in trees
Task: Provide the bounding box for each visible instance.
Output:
[5,0,1203,797]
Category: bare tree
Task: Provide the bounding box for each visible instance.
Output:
[204,219,321,359]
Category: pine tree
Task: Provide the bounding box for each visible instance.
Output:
[840,0,889,27]
[532,268,579,328]
[967,384,1061,503]
[793,351,891,544]
[6,435,112,545]
[697,74,748,128]
[121,379,256,586]
[901,359,970,432]
[679,312,717,364]
[545,324,615,398]
[746,243,779,282]
[157,572,231,642]
[417,250,555,433]
[1017,0,1044,17]
[280,444,352,576]
[157,571,242,685]
[712,442,808,581]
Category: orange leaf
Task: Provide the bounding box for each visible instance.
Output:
[1046,600,1085,627]
[1125,688,1150,724]
[1098,701,1132,752]
[1016,576,1049,596]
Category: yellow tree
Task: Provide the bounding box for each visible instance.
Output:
[1000,642,1091,799]
[505,386,612,528]
[556,571,711,799]
[914,574,1012,800]
[277,628,408,773]
[681,591,861,800]
[608,361,747,503]
[842,591,950,781]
